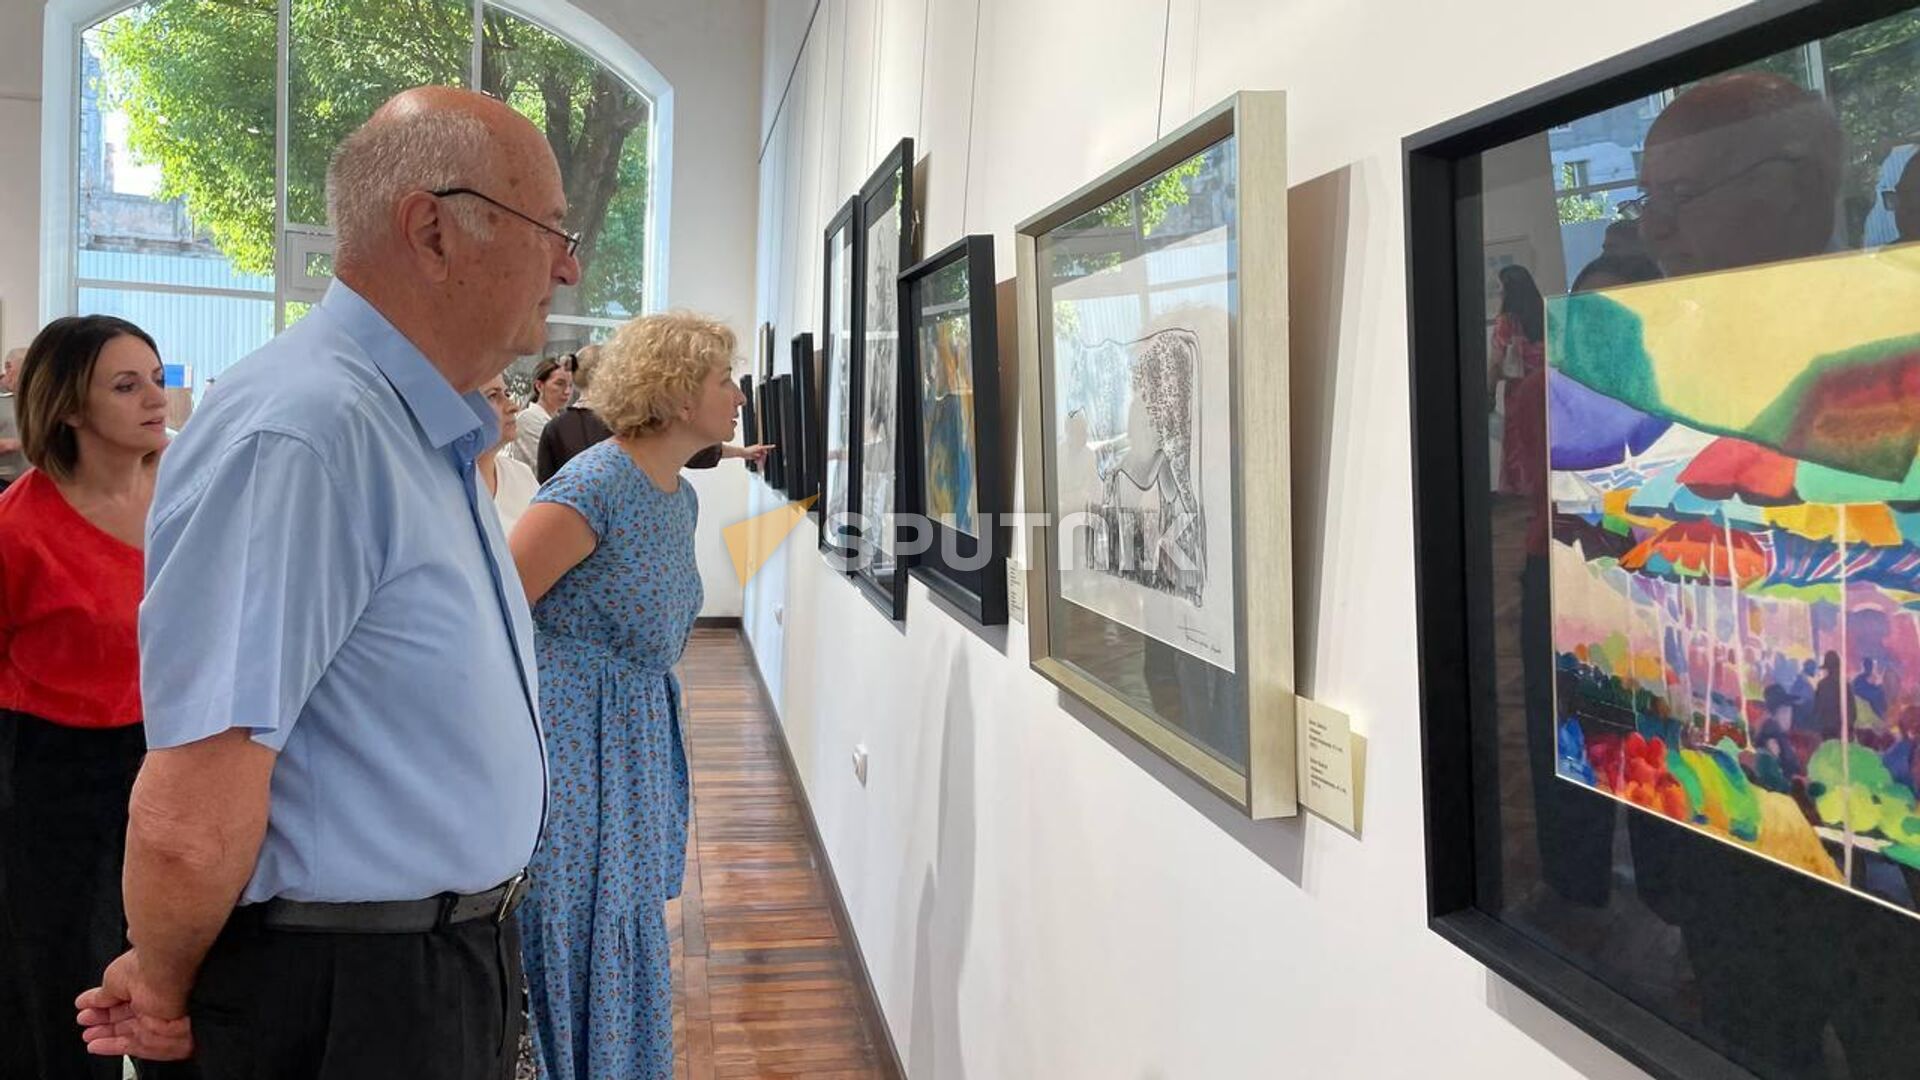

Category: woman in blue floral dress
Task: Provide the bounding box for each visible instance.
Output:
[508,312,747,1080]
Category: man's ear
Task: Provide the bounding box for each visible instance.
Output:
[395,192,453,283]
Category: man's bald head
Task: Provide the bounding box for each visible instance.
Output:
[1639,73,1842,276]
[325,86,555,264]
[322,86,579,392]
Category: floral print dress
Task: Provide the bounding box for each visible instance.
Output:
[518,440,701,1080]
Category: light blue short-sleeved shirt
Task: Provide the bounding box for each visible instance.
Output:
[140,282,548,904]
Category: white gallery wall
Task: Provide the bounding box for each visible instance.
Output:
[1,1,44,351]
[0,0,761,616]
[743,0,1752,1077]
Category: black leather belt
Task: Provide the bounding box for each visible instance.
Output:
[241,870,530,934]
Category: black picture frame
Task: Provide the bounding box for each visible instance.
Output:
[769,374,790,494]
[738,373,758,474]
[820,198,860,567]
[791,331,821,511]
[1405,3,1920,1079]
[850,137,917,622]
[759,376,782,491]
[776,373,802,502]
[901,234,1007,627]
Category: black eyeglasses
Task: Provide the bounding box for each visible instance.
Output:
[1618,155,1801,220]
[430,187,582,257]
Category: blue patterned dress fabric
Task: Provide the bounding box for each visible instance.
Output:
[519,439,702,1080]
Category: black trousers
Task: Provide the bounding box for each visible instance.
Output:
[189,907,523,1080]
[0,709,148,1080]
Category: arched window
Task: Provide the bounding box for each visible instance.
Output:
[44,0,671,401]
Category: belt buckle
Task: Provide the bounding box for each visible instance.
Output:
[495,870,529,923]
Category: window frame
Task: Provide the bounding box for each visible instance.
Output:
[40,0,674,342]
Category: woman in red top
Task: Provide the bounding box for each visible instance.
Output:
[0,315,171,1080]
[1489,264,1547,496]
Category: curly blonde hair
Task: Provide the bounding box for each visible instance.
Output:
[585,312,737,437]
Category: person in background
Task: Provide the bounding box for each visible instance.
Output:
[75,85,566,1078]
[480,373,538,533]
[0,347,26,492]
[509,311,745,1080]
[1600,218,1649,260]
[1569,252,1662,294]
[535,346,611,483]
[537,346,766,483]
[513,354,573,468]
[1488,264,1545,496]
[0,316,173,1080]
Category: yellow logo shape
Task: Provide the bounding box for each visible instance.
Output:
[723,495,818,585]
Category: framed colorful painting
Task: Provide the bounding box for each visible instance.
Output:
[1407,2,1920,1077]
[902,234,1007,627]
[1016,91,1295,817]
[851,137,917,622]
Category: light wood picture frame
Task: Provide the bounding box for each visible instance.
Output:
[1016,91,1295,818]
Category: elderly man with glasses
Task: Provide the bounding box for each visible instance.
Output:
[1633,71,1843,279]
[76,86,571,1079]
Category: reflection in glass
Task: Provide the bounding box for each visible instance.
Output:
[916,260,979,537]
[1465,9,1920,1077]
[1035,136,1244,767]
[860,172,904,578]
[824,225,855,533]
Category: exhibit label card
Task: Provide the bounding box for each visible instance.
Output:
[1299,699,1363,833]
[1007,561,1027,624]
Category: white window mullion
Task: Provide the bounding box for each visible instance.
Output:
[472,0,485,92]
[274,0,291,332]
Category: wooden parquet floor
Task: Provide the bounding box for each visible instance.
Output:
[668,627,897,1080]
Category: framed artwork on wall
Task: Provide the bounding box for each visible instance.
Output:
[759,375,783,492]
[1016,92,1294,817]
[770,374,793,495]
[820,198,860,566]
[758,321,776,388]
[776,373,804,503]
[1406,3,1920,1077]
[852,137,918,621]
[738,373,759,474]
[902,234,1007,627]
[791,331,821,510]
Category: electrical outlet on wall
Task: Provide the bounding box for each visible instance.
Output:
[851,744,869,786]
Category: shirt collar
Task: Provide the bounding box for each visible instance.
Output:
[320,281,491,451]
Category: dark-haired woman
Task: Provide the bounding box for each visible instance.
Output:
[0,315,171,1079]
[514,354,574,467]
[1489,264,1546,495]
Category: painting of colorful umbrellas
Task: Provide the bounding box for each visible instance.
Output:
[1546,244,1920,918]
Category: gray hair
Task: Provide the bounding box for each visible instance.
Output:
[325,108,496,262]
